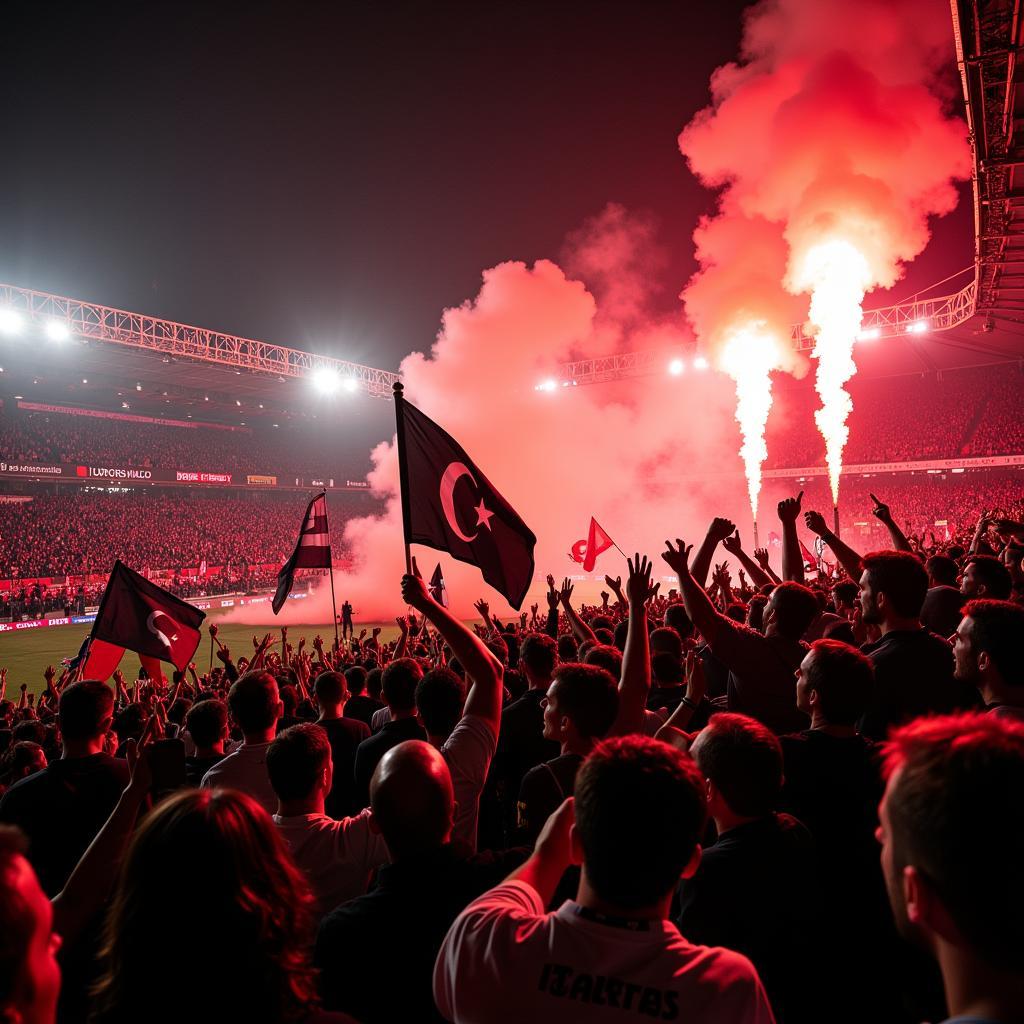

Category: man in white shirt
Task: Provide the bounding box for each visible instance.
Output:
[200,671,282,814]
[267,723,389,918]
[434,734,775,1024]
[401,559,503,853]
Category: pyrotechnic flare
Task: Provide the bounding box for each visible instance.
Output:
[794,240,872,505]
[719,322,782,522]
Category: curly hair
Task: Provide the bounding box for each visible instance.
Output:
[91,788,319,1023]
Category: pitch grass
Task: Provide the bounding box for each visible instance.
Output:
[2,613,406,697]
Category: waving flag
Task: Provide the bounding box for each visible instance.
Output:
[396,393,535,609]
[570,517,616,572]
[274,492,332,614]
[428,563,450,608]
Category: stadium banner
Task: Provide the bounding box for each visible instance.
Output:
[16,401,249,432]
[247,474,278,485]
[762,454,1024,478]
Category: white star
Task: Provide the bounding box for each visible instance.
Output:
[474,499,495,531]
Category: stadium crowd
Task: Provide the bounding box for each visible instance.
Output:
[1,485,1023,1023]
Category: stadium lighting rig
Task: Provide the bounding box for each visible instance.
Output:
[0,309,24,334]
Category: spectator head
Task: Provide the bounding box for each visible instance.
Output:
[593,627,614,646]
[860,551,929,625]
[184,699,228,751]
[591,615,614,633]
[370,740,454,859]
[0,826,61,1024]
[926,554,959,588]
[557,635,578,663]
[381,658,422,715]
[651,652,684,687]
[663,603,694,641]
[879,714,1024,974]
[267,724,332,805]
[961,555,1012,601]
[821,618,857,646]
[746,594,768,632]
[227,672,283,738]
[583,643,622,680]
[415,668,466,739]
[832,580,859,613]
[58,680,114,745]
[650,626,683,660]
[542,664,619,747]
[763,582,819,640]
[365,668,383,701]
[954,599,1024,697]
[691,713,783,820]
[278,684,298,718]
[519,633,556,685]
[313,671,349,710]
[947,544,966,562]
[796,639,874,727]
[1,742,46,786]
[344,665,367,697]
[574,736,706,911]
[92,789,318,1022]
[113,704,147,745]
[167,698,192,728]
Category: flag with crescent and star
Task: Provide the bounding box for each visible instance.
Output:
[273,491,332,614]
[397,399,536,610]
[89,560,205,672]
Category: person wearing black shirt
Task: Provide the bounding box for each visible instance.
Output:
[314,671,370,817]
[676,712,818,1023]
[953,598,1024,719]
[342,666,383,729]
[182,697,229,788]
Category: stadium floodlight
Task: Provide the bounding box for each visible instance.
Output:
[535,379,558,393]
[907,320,929,334]
[693,355,709,371]
[342,377,359,394]
[0,309,23,335]
[857,327,880,341]
[45,320,70,341]
[313,367,342,395]
[668,358,685,376]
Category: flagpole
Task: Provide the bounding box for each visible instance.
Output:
[321,490,341,651]
[392,381,413,574]
[77,560,117,682]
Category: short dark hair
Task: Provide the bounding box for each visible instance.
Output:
[381,659,422,713]
[862,551,929,618]
[551,664,618,739]
[557,634,578,662]
[963,599,1024,686]
[0,825,32,1007]
[415,669,466,737]
[344,666,367,696]
[167,698,192,727]
[593,627,614,646]
[651,651,684,685]
[926,554,958,587]
[314,671,347,706]
[770,582,819,638]
[650,627,683,659]
[365,668,383,700]
[694,713,782,817]
[803,639,874,725]
[583,643,622,680]
[519,633,556,679]
[663,603,694,640]
[59,680,114,741]
[185,699,228,748]
[882,713,1024,970]
[267,724,330,802]
[966,555,1012,600]
[228,672,280,735]
[832,580,859,606]
[574,736,706,908]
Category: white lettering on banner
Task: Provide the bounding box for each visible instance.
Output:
[345,479,369,488]
[77,466,153,480]
[176,471,233,483]
[220,600,235,607]
[762,454,1024,479]
[0,462,63,476]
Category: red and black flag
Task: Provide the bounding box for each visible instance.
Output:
[428,562,449,608]
[396,394,536,610]
[90,560,205,672]
[274,492,332,614]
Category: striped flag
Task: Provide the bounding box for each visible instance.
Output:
[273,492,332,614]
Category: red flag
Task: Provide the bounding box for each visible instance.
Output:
[91,561,205,672]
[79,637,126,682]
[798,539,818,571]
[274,492,332,614]
[582,518,615,572]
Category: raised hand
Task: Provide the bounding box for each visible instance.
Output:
[625,553,659,605]
[396,615,409,633]
[473,599,490,618]
[519,612,528,628]
[600,590,610,605]
[558,578,574,606]
[803,510,828,536]
[869,493,892,523]
[777,491,803,524]
[400,556,432,611]
[545,576,559,611]
[753,547,771,568]
[661,539,694,577]
[358,629,368,641]
[707,517,736,543]
[372,627,382,638]
[684,648,705,706]
[208,623,219,638]
[722,530,742,554]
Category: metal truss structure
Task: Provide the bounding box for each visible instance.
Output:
[953,0,1024,320]
[0,283,400,399]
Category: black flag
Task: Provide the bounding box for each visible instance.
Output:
[274,492,332,614]
[396,396,536,609]
[428,562,449,608]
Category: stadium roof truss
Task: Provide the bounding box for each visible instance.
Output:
[0,283,401,399]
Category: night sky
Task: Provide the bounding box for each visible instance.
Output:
[0,1,972,372]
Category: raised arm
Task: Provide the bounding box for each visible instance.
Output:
[558,577,597,646]
[722,531,773,589]
[401,558,503,737]
[661,540,728,647]
[690,517,735,589]
[870,493,912,553]
[543,575,559,639]
[777,492,805,584]
[804,510,864,582]
[610,554,659,737]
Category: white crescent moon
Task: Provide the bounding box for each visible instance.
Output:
[439,462,479,543]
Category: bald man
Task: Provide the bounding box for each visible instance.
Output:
[315,741,525,1023]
